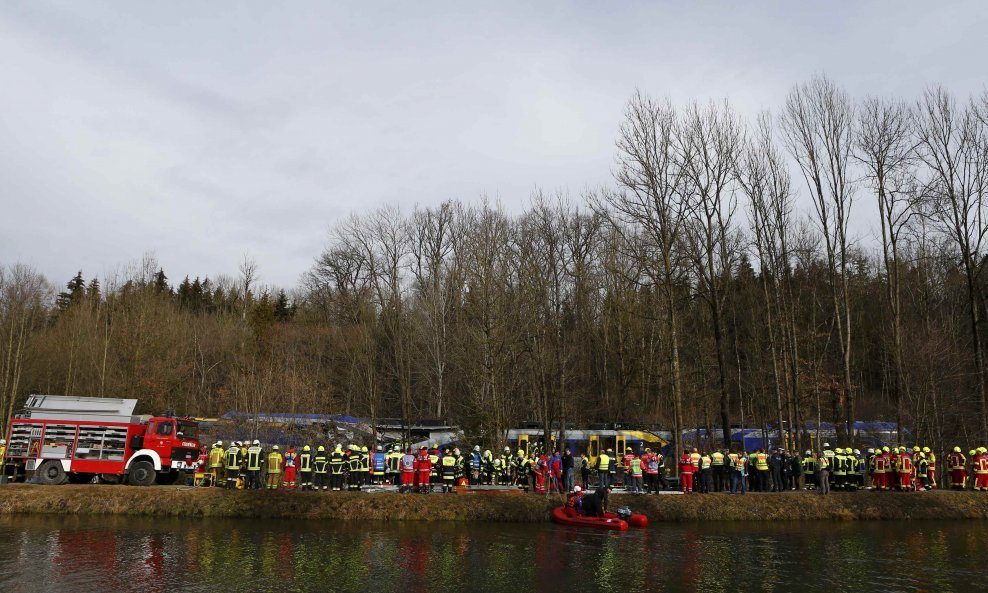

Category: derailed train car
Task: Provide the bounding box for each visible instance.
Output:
[505,424,669,467]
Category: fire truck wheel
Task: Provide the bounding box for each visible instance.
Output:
[37,461,68,486]
[128,460,156,487]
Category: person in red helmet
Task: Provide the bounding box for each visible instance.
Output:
[399,448,416,493]
[415,446,432,493]
[679,449,694,493]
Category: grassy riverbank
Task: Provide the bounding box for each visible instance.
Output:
[1,485,987,522]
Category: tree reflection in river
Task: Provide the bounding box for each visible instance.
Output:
[0,516,985,593]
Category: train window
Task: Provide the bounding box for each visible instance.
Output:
[616,435,626,456]
[589,436,599,459]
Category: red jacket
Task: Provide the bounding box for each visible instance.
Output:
[679,453,693,474]
[415,451,431,472]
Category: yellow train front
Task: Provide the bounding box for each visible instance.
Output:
[505,426,668,467]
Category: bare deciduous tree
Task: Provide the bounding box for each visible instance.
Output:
[782,75,857,444]
[916,86,988,440]
[602,91,690,467]
[680,99,744,448]
[856,96,918,442]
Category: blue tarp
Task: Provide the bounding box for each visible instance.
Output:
[681,422,913,452]
[220,412,360,425]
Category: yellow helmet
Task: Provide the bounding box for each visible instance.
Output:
[954,446,962,453]
[517,449,525,456]
[303,445,311,452]
[969,450,976,456]
[912,446,920,452]
[922,447,930,453]
[361,446,368,453]
[432,444,437,449]
[335,445,343,452]
[980,447,987,453]
[317,445,325,452]
[882,446,890,453]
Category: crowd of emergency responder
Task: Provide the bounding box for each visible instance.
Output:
[667,444,988,495]
[191,438,988,494]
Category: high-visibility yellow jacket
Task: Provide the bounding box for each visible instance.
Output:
[267,451,283,474]
[208,447,225,469]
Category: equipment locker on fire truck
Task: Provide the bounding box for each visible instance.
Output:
[2,395,201,486]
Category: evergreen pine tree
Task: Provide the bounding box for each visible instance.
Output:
[213,287,226,312]
[154,268,170,294]
[201,278,214,312]
[177,276,192,309]
[274,289,293,321]
[191,277,203,313]
[87,277,101,310]
[56,271,86,311]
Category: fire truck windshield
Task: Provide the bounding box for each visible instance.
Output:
[176,421,199,440]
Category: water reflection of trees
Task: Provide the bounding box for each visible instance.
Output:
[3,518,988,593]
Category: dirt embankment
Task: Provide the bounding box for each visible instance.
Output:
[1,485,987,522]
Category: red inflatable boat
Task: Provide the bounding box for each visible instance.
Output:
[552,506,628,531]
[604,511,649,528]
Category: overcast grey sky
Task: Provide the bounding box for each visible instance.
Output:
[1,2,986,288]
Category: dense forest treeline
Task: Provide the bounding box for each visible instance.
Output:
[3,76,988,458]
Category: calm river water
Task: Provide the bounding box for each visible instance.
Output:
[0,515,984,593]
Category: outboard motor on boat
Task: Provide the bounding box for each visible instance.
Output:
[616,506,632,522]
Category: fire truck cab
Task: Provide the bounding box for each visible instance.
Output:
[2,395,200,486]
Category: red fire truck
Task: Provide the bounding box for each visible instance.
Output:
[2,395,200,486]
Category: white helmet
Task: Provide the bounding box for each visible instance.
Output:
[253,439,260,445]
[273,445,279,451]
[573,485,582,493]
[216,440,223,447]
[853,449,860,455]
[474,445,481,452]
[0,438,6,445]
[823,443,830,448]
